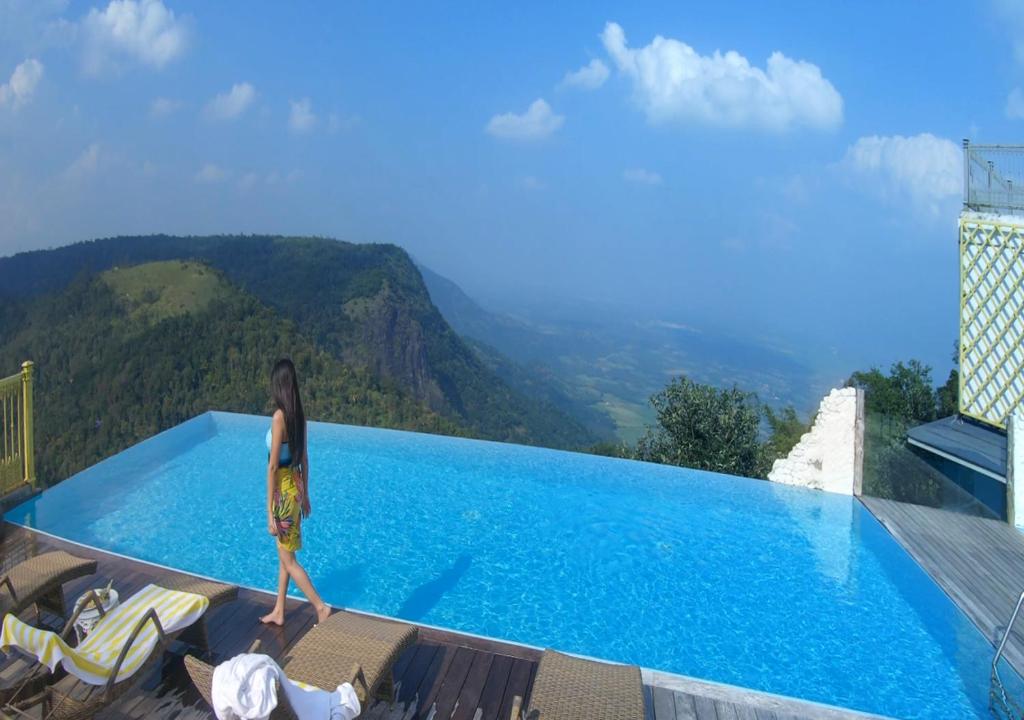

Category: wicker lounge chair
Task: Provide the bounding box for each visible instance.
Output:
[5,575,238,720]
[183,610,418,718]
[0,552,98,622]
[511,650,644,720]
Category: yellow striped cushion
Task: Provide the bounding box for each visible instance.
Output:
[0,583,209,685]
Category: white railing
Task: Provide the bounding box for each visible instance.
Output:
[964,141,1024,214]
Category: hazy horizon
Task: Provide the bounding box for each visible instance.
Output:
[2,0,1011,385]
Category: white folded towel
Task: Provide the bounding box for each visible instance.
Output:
[211,653,361,720]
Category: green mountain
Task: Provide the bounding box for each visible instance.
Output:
[0,236,598,483]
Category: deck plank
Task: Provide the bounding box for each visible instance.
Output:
[430,645,477,719]
[397,644,439,705]
[414,643,456,718]
[450,650,494,720]
[643,683,657,720]
[732,703,759,720]
[671,690,698,719]
[693,695,718,720]
[495,657,534,720]
[474,652,514,720]
[714,700,740,720]
[652,685,675,719]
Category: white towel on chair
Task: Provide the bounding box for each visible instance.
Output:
[212,653,361,720]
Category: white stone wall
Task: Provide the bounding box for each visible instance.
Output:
[1010,411,1024,532]
[768,387,861,495]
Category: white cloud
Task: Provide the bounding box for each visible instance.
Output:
[80,0,190,75]
[64,142,101,180]
[600,21,842,132]
[623,168,662,185]
[204,83,255,121]
[1008,87,1024,119]
[519,175,546,191]
[238,170,299,190]
[486,99,564,141]
[0,59,44,109]
[559,58,609,90]
[327,112,359,133]
[289,98,316,133]
[780,174,809,204]
[194,163,228,183]
[237,171,260,191]
[149,96,180,117]
[841,133,961,214]
[995,0,1024,65]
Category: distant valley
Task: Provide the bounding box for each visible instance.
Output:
[419,265,827,442]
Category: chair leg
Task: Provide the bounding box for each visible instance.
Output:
[35,587,66,623]
[373,672,396,704]
[176,620,210,656]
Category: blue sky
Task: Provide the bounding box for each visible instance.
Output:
[1,1,1021,382]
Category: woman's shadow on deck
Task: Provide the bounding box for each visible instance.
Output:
[397,554,472,622]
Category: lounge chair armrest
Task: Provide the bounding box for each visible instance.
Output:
[247,639,262,654]
[104,607,168,699]
[60,589,108,640]
[0,574,18,605]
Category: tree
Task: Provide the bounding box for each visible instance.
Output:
[936,341,959,418]
[635,376,765,478]
[761,405,811,467]
[847,359,936,423]
[847,355,959,504]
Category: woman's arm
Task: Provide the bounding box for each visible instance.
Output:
[266,411,285,535]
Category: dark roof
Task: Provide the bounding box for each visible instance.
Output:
[907,415,1007,479]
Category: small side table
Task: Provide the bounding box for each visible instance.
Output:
[72,588,119,643]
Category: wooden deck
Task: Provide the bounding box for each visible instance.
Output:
[861,496,1024,677]
[0,525,884,720]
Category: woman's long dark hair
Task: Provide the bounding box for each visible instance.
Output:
[271,358,306,469]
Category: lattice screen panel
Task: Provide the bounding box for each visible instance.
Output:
[959,214,1024,429]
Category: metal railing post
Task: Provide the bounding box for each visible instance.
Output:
[20,361,34,488]
[964,138,970,208]
[991,588,1024,718]
[993,590,1024,674]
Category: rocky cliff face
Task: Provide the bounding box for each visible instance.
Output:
[343,281,446,412]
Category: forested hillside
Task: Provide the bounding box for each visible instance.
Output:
[0,237,598,483]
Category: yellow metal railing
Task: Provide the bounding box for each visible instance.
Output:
[0,362,35,497]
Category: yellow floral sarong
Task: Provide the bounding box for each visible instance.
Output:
[272,468,302,552]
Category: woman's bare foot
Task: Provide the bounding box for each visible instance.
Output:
[315,603,331,624]
[260,609,285,626]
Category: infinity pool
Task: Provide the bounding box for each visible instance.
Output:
[7,411,1022,718]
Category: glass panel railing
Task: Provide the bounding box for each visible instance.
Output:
[861,405,998,519]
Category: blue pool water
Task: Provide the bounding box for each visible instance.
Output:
[7,411,1023,718]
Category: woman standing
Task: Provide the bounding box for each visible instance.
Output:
[260,358,331,626]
